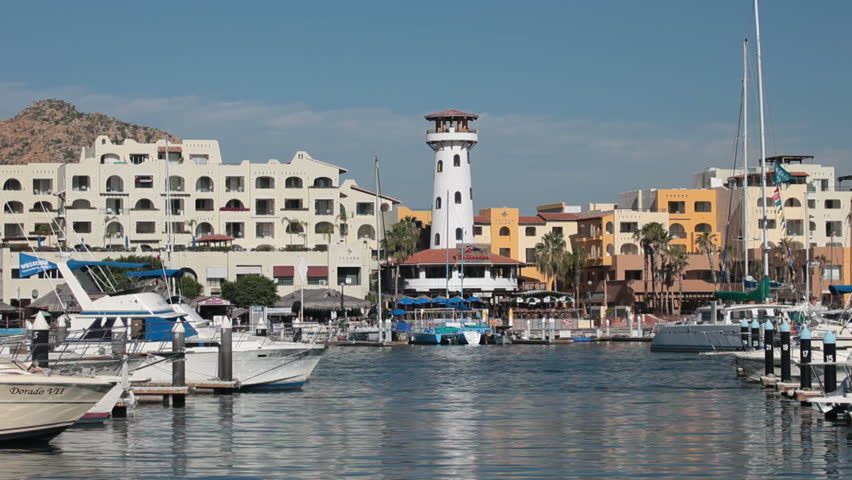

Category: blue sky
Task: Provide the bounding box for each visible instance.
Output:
[1,1,851,212]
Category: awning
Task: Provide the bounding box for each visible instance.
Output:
[307,266,328,278]
[273,266,294,277]
[715,277,770,302]
[206,267,227,279]
[67,259,148,271]
[127,269,183,278]
[829,285,852,295]
[235,265,262,275]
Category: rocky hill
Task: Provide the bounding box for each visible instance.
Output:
[0,99,180,164]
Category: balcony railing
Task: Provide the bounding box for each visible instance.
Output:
[220,207,250,212]
[426,128,478,135]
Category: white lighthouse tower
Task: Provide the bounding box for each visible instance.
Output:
[425,109,478,249]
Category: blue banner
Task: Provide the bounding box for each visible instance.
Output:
[774,163,794,185]
[18,253,57,278]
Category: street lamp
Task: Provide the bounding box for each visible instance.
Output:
[586,280,592,317]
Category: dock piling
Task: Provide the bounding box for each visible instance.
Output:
[799,326,812,390]
[824,330,837,393]
[780,320,791,381]
[31,311,50,368]
[764,320,775,376]
[750,320,760,350]
[740,320,750,350]
[171,321,186,408]
[219,317,233,383]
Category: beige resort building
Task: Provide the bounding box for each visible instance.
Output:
[0,136,398,305]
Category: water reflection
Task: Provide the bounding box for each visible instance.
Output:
[3,344,852,478]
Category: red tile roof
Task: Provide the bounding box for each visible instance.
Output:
[424,109,479,120]
[400,249,522,265]
[537,213,579,221]
[473,215,490,224]
[519,215,545,225]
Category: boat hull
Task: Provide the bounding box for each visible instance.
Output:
[456,330,483,345]
[77,382,124,425]
[411,333,443,345]
[651,324,742,352]
[0,374,112,443]
[132,345,325,389]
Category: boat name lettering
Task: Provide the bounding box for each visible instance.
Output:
[8,386,65,395]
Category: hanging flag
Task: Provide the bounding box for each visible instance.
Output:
[774,163,794,185]
[19,253,57,278]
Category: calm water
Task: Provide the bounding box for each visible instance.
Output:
[4,343,852,479]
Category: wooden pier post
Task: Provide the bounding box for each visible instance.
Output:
[218,316,233,383]
[823,330,837,393]
[780,320,791,382]
[31,311,50,368]
[740,320,750,350]
[800,326,812,390]
[763,320,775,376]
[750,320,760,350]
[171,321,186,408]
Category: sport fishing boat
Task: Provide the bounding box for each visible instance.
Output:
[0,361,113,442]
[18,255,326,391]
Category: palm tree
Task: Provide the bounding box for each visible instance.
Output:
[634,222,669,312]
[534,231,567,290]
[282,217,308,248]
[694,231,718,286]
[815,254,830,302]
[665,248,689,315]
[776,237,795,284]
[383,218,420,300]
[561,247,587,308]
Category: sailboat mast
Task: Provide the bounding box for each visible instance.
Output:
[374,156,383,342]
[754,0,770,281]
[164,139,173,269]
[742,38,749,282]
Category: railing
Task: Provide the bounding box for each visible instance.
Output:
[426,128,478,135]
[220,207,249,212]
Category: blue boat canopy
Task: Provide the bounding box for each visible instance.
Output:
[68,259,149,271]
[127,269,183,278]
[829,285,852,295]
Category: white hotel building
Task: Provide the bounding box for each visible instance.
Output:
[0,136,398,304]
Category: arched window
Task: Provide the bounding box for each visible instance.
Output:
[285,222,304,234]
[195,222,214,237]
[195,176,214,192]
[454,191,462,204]
[809,221,816,232]
[134,199,155,210]
[784,198,801,207]
[620,243,639,255]
[436,160,443,173]
[670,223,686,239]
[455,228,463,241]
[225,199,245,209]
[32,201,53,212]
[255,176,274,189]
[313,177,333,188]
[499,226,510,237]
[605,222,613,234]
[453,154,461,167]
[285,177,303,188]
[315,222,334,234]
[3,201,23,214]
[167,175,185,192]
[105,221,123,238]
[357,225,376,240]
[435,197,442,209]
[694,223,712,233]
[105,175,124,193]
[70,199,92,209]
[606,244,614,256]
[434,233,440,246]
[3,179,22,191]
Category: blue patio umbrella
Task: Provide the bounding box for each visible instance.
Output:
[397,297,416,306]
[466,296,483,303]
[391,309,407,316]
[415,296,432,305]
[447,296,466,305]
[432,296,447,304]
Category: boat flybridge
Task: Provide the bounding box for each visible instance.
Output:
[20,254,326,391]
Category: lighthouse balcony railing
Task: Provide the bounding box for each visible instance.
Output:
[426,128,478,135]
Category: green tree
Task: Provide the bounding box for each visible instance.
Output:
[665,247,689,314]
[221,274,278,308]
[694,231,718,285]
[634,222,670,312]
[534,231,567,290]
[561,247,587,309]
[89,255,164,292]
[382,217,420,300]
[177,276,203,299]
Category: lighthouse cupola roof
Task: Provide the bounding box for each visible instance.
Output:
[424,109,479,120]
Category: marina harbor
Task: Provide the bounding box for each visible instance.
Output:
[2,0,852,478]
